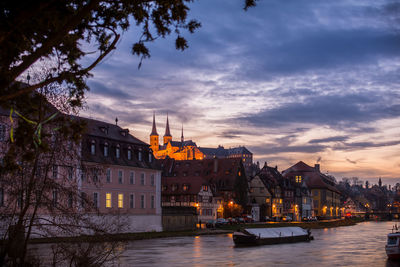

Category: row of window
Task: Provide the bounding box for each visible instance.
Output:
[50,165,156,186]
[89,141,153,162]
[102,192,155,209]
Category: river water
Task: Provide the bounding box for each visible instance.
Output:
[30,221,400,266]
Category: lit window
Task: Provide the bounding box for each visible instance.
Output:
[106,193,112,208]
[202,185,208,191]
[183,184,189,191]
[118,170,123,184]
[106,168,111,183]
[130,172,135,184]
[90,141,96,155]
[118,194,123,208]
[296,176,302,183]
[104,144,108,156]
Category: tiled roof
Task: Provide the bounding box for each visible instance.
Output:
[162,158,244,195]
[282,161,340,194]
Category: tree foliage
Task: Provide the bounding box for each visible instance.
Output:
[0,0,256,106]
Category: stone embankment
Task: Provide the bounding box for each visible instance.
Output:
[30,218,362,244]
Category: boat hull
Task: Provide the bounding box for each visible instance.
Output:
[386,246,400,260]
[233,230,313,247]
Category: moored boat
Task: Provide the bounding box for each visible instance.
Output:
[233,227,313,246]
[385,226,400,260]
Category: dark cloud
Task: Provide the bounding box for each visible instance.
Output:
[333,140,400,151]
[309,136,349,144]
[249,144,327,155]
[88,81,132,99]
[239,92,400,128]
[346,158,357,164]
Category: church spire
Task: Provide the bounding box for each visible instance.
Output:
[181,124,184,144]
[150,112,158,136]
[164,113,171,137]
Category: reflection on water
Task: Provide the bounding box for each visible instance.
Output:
[30,221,400,266]
[118,221,399,267]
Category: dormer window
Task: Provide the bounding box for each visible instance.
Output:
[104,143,108,157]
[90,141,96,155]
[149,153,152,163]
[116,145,120,158]
[127,148,132,160]
[138,150,142,161]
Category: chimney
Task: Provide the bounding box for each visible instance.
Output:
[315,164,320,172]
[213,158,218,173]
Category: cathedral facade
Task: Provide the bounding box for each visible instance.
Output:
[150,114,204,160]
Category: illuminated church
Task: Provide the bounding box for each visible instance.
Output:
[150,114,204,160]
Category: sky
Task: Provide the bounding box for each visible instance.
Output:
[81,0,400,185]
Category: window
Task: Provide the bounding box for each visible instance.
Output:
[68,166,73,180]
[202,185,208,191]
[149,153,152,162]
[130,172,135,184]
[151,174,155,186]
[138,151,142,161]
[116,146,120,158]
[93,169,99,182]
[93,192,99,208]
[68,192,73,208]
[52,165,58,179]
[141,173,145,185]
[151,195,155,209]
[106,193,112,208]
[313,190,319,196]
[127,149,132,160]
[296,175,302,183]
[106,168,111,183]
[81,192,86,208]
[52,190,58,207]
[171,184,178,191]
[118,170,123,184]
[130,194,135,208]
[90,141,96,155]
[183,184,189,191]
[140,195,145,208]
[162,185,167,191]
[81,168,86,182]
[104,143,108,156]
[0,188,4,206]
[118,194,123,208]
[0,124,5,141]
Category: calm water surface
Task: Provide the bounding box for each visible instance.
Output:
[31,221,400,266]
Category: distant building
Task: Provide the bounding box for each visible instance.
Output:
[283,161,340,218]
[150,114,204,160]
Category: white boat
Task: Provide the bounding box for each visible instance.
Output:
[233,227,313,246]
[386,225,400,260]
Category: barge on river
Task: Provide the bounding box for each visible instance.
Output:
[233,227,313,246]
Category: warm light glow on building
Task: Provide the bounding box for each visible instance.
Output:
[106,193,112,208]
[118,193,123,208]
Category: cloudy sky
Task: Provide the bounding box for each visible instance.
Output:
[81,0,400,184]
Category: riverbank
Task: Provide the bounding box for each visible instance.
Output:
[29,218,363,244]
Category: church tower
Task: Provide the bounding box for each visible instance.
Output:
[163,113,172,145]
[150,112,159,152]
